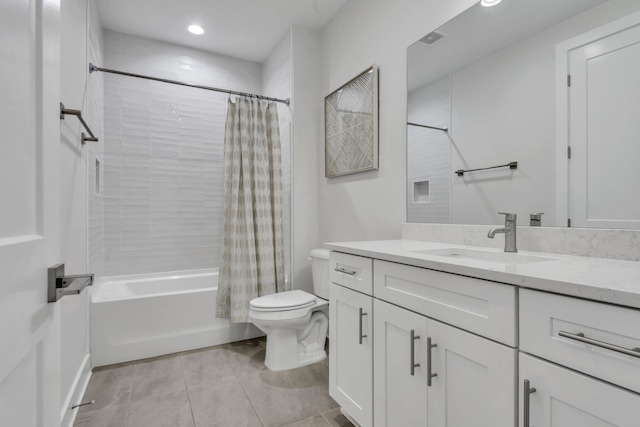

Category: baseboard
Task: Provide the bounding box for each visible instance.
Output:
[60,353,92,427]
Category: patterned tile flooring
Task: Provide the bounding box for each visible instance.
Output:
[74,338,354,427]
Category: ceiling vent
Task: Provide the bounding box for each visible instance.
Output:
[419,30,446,45]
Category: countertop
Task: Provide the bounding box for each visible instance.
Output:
[324,239,640,310]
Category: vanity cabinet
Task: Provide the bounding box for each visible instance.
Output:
[329,252,373,427]
[328,247,640,427]
[374,298,516,427]
[329,251,517,427]
[519,289,640,426]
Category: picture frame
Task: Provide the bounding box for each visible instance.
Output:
[324,65,379,178]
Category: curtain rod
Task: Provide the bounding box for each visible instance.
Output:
[89,63,290,106]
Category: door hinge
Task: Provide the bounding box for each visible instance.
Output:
[568,218,572,227]
[568,146,572,159]
[567,74,571,87]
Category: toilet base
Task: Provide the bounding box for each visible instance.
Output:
[265,343,326,371]
[261,310,328,371]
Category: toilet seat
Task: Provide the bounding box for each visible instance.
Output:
[250,290,317,312]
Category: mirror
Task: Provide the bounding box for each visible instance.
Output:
[407,0,640,228]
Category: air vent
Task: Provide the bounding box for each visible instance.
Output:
[419,30,446,45]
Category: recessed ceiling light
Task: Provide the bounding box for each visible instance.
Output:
[188,24,204,35]
[480,0,502,7]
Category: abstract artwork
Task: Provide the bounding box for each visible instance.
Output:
[325,65,379,177]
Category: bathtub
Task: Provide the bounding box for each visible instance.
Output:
[90,269,263,367]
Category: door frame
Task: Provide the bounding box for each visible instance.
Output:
[555,9,640,227]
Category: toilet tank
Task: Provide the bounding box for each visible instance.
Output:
[309,248,330,300]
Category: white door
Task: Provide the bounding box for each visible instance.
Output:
[520,354,640,427]
[373,299,428,427]
[428,320,516,427]
[329,283,373,427]
[0,0,62,426]
[567,13,640,228]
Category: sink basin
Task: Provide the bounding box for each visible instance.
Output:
[411,248,555,266]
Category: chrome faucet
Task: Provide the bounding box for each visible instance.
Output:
[488,212,518,253]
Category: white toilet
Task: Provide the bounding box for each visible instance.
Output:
[249,248,330,371]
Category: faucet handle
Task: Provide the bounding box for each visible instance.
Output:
[498,212,517,221]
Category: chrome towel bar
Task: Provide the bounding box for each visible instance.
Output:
[60,102,99,144]
[455,161,518,177]
[407,121,448,133]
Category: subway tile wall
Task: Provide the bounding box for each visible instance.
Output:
[407,76,451,224]
[102,30,291,276]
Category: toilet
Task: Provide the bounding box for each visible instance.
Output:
[249,248,330,371]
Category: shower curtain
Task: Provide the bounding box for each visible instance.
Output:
[216,98,285,323]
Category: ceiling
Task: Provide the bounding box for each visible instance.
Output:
[407,0,608,91]
[97,0,348,63]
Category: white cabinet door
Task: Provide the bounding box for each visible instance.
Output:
[329,283,373,427]
[374,299,428,427]
[519,354,640,427]
[428,320,516,427]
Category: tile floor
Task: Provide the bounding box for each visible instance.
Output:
[74,338,354,427]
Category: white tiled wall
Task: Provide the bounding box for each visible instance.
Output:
[102,31,290,276]
[407,76,451,223]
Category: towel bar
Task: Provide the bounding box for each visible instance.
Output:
[60,102,99,144]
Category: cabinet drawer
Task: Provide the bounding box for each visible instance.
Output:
[330,252,373,295]
[520,289,640,394]
[373,260,516,346]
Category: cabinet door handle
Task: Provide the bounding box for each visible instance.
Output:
[427,337,437,386]
[523,379,536,427]
[410,330,420,376]
[335,267,357,276]
[359,308,367,344]
[558,330,640,358]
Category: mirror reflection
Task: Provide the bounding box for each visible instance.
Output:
[407,0,640,228]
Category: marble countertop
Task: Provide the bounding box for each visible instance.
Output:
[324,239,640,310]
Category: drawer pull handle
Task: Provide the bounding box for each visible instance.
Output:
[558,330,640,358]
[410,330,420,376]
[359,308,367,344]
[523,379,536,427]
[335,267,357,276]
[427,337,437,386]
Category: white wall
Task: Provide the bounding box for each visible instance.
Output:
[87,0,104,281]
[291,27,322,293]
[101,31,264,276]
[263,29,293,289]
[59,0,102,423]
[318,0,477,244]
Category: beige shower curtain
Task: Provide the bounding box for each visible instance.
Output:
[216,98,285,323]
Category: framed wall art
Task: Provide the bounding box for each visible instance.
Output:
[325,65,379,178]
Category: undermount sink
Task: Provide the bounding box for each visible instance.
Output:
[411,248,556,266]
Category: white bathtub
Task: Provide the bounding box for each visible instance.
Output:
[90,269,263,367]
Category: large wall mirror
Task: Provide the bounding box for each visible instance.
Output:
[407,0,640,228]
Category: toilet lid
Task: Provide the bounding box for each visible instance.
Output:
[250,290,316,311]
